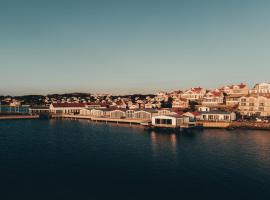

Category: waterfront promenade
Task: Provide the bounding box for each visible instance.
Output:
[51,114,149,125]
[0,115,39,120]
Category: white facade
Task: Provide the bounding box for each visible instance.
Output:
[50,103,86,114]
[199,111,236,122]
[181,87,206,101]
[202,91,224,106]
[152,115,191,127]
[249,83,270,94]
[222,84,249,96]
[109,110,126,119]
[238,96,270,117]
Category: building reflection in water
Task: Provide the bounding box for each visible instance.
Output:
[150,131,178,157]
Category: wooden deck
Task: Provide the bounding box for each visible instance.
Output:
[0,115,39,120]
[51,114,149,124]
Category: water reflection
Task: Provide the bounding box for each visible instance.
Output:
[149,131,178,158]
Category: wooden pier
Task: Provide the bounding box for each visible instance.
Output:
[51,114,149,125]
[0,115,39,120]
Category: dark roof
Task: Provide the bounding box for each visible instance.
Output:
[200,111,234,115]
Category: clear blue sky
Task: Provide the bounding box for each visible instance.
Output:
[1,0,269,95]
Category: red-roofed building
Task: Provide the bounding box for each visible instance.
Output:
[50,103,87,114]
[181,87,206,101]
[222,83,249,96]
[202,91,224,106]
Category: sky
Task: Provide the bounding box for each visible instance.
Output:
[0,0,270,95]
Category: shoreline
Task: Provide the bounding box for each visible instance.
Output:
[0,115,39,120]
[1,114,270,131]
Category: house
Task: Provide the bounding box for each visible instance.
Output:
[152,115,194,128]
[181,87,206,101]
[222,83,249,96]
[50,103,86,114]
[238,95,270,117]
[202,90,224,106]
[133,109,158,120]
[109,109,126,119]
[157,109,176,116]
[249,83,270,94]
[182,112,201,120]
[199,111,236,122]
[172,98,189,109]
[225,94,242,106]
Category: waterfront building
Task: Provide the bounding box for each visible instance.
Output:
[109,109,126,119]
[238,95,270,117]
[182,112,201,120]
[50,103,86,114]
[181,87,206,101]
[29,106,50,115]
[151,115,194,128]
[133,109,158,120]
[126,110,135,118]
[199,111,236,122]
[249,83,270,94]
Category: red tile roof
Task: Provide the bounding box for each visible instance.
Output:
[52,103,86,108]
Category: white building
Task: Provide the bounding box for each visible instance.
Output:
[202,90,224,106]
[133,109,158,120]
[109,109,126,119]
[249,83,270,94]
[222,83,249,96]
[50,103,86,114]
[238,95,270,117]
[181,87,206,101]
[199,111,236,122]
[152,115,194,128]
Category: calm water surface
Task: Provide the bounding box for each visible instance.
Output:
[0,119,270,200]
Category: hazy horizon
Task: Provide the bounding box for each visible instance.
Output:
[1,0,270,95]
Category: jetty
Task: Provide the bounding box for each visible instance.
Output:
[0,115,39,120]
[51,114,149,125]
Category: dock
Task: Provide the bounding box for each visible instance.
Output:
[0,115,39,120]
[51,114,149,125]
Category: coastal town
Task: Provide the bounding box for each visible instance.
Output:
[1,82,270,130]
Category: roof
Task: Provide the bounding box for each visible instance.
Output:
[200,111,234,115]
[30,105,50,109]
[51,103,86,108]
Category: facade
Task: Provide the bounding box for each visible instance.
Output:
[29,106,50,115]
[225,95,242,106]
[222,83,249,96]
[50,103,86,114]
[157,109,176,116]
[133,110,158,120]
[172,98,189,109]
[181,87,206,101]
[249,83,270,94]
[202,91,224,106]
[109,110,126,119]
[152,115,193,128]
[238,96,270,117]
[199,111,236,122]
